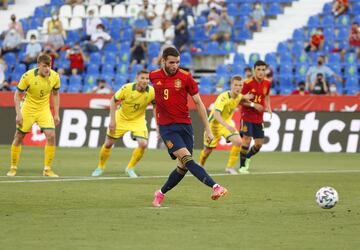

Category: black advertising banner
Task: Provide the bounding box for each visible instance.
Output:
[0,108,359,153]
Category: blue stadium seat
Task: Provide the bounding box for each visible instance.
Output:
[59,75,68,92]
[221,41,236,53]
[328,53,341,64]
[103,42,119,53]
[249,53,260,66]
[232,64,245,75]
[322,16,334,28]
[100,74,114,85]
[111,18,124,30]
[194,16,207,26]
[113,75,127,90]
[279,64,293,75]
[350,2,360,15]
[3,53,17,67]
[199,76,214,94]
[337,27,349,40]
[265,52,277,65]
[277,42,289,54]
[227,3,239,16]
[89,52,101,63]
[323,2,332,14]
[69,75,82,86]
[121,29,134,41]
[233,53,246,65]
[292,28,305,41]
[344,65,358,78]
[84,74,99,86]
[307,15,320,28]
[181,52,192,68]
[233,28,252,42]
[267,3,282,16]
[344,53,357,65]
[192,27,209,42]
[28,17,43,30]
[101,64,115,75]
[206,41,221,55]
[216,64,228,75]
[239,3,252,16]
[86,63,100,74]
[344,77,359,93]
[103,52,118,64]
[335,15,350,28]
[148,42,161,58]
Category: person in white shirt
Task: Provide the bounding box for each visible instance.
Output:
[84,9,102,41]
[84,24,111,52]
[22,34,42,66]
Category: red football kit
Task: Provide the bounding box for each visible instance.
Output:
[241,77,271,124]
[149,68,199,125]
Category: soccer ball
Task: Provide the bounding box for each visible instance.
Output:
[315,186,339,209]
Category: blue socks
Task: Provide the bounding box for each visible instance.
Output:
[161,167,186,194]
[185,160,216,188]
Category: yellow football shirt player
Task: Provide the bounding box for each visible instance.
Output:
[91,70,158,177]
[7,54,61,177]
[199,75,253,174]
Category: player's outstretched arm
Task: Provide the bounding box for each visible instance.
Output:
[214,110,236,133]
[52,89,60,125]
[241,92,254,103]
[192,93,213,143]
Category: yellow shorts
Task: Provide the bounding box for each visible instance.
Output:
[17,109,55,133]
[107,118,148,140]
[204,123,239,148]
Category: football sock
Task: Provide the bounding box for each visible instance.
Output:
[98,144,111,170]
[161,167,187,194]
[127,147,145,169]
[10,144,22,168]
[246,145,260,158]
[240,145,249,167]
[44,144,55,169]
[184,159,216,188]
[198,149,210,166]
[227,146,241,168]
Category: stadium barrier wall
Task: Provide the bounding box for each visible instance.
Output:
[0,107,359,152]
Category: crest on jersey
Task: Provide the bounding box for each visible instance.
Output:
[242,124,248,133]
[156,81,162,85]
[166,140,174,149]
[174,79,182,90]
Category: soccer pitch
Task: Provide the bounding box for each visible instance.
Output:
[0,145,359,250]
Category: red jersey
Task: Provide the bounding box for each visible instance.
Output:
[149,68,199,125]
[241,77,271,124]
[311,34,324,47]
[69,53,84,71]
[291,90,310,95]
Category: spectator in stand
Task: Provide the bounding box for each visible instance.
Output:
[84,9,102,41]
[163,1,174,21]
[208,0,225,12]
[332,0,348,17]
[172,6,190,52]
[204,7,219,34]
[43,44,59,69]
[328,83,340,96]
[84,24,111,52]
[8,14,24,38]
[310,73,328,95]
[306,55,343,90]
[246,2,265,32]
[211,7,233,43]
[47,11,66,51]
[66,42,85,74]
[163,19,175,45]
[244,66,253,79]
[0,0,8,10]
[91,79,113,94]
[348,22,360,59]
[0,55,7,84]
[291,81,310,95]
[133,10,149,37]
[22,34,42,67]
[305,27,325,52]
[147,10,162,29]
[1,28,22,55]
[130,37,148,67]
[0,80,11,91]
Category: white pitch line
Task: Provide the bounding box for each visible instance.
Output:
[0,169,360,184]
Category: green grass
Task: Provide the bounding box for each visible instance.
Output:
[0,145,359,250]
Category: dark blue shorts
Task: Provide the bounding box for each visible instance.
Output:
[159,123,194,160]
[241,120,264,139]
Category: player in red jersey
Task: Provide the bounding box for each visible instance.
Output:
[149,47,227,207]
[239,60,272,174]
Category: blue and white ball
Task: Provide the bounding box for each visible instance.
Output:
[316,186,339,209]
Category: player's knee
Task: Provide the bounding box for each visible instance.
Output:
[13,131,25,145]
[204,147,213,155]
[180,155,193,166]
[176,166,188,175]
[232,138,242,147]
[138,140,148,149]
[254,144,262,150]
[45,132,56,144]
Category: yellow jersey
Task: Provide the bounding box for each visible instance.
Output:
[114,83,155,121]
[17,68,60,112]
[208,91,242,125]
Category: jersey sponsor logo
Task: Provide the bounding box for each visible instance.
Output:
[174,79,182,91]
[165,140,174,149]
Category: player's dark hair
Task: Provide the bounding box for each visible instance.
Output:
[162,47,180,59]
[37,53,52,65]
[253,60,267,69]
[231,75,242,83]
[137,69,149,75]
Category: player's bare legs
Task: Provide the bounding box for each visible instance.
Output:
[226,135,242,175]
[199,147,213,167]
[7,131,25,176]
[92,136,116,177]
[42,129,59,177]
[125,138,148,178]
